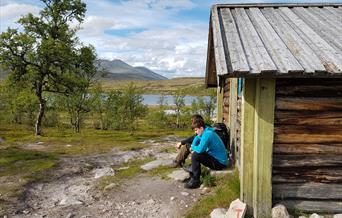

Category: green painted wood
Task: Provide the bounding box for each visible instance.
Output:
[240,78,257,214]
[253,78,275,218]
[229,78,238,154]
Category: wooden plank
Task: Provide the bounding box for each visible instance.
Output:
[205,19,218,87]
[292,7,342,53]
[232,8,277,74]
[273,183,342,200]
[276,200,342,213]
[276,78,342,86]
[276,85,342,97]
[240,78,256,212]
[273,143,342,155]
[273,155,342,168]
[211,6,228,76]
[313,8,342,35]
[275,97,342,111]
[273,168,342,183]
[279,7,342,73]
[325,6,342,18]
[253,78,275,218]
[248,8,304,74]
[262,8,325,74]
[216,80,224,122]
[274,125,342,144]
[229,78,238,165]
[215,3,342,8]
[220,8,249,74]
[275,111,342,125]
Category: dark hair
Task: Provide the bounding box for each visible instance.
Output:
[191,115,205,129]
[191,114,204,124]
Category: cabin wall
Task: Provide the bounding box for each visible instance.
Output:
[272,78,342,213]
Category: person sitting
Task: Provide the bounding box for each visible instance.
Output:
[172,114,205,168]
[184,117,229,189]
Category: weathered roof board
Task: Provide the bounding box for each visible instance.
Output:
[206,3,342,83]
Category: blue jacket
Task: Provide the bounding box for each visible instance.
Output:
[191,126,228,166]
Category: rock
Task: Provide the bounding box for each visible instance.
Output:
[65,144,72,147]
[210,169,233,176]
[147,199,155,204]
[226,199,247,218]
[104,183,117,190]
[180,192,189,196]
[200,184,205,189]
[66,213,74,218]
[210,208,227,218]
[201,187,211,195]
[140,159,174,171]
[310,214,324,218]
[93,167,115,179]
[0,137,5,143]
[22,210,30,214]
[168,169,190,181]
[117,166,129,170]
[298,216,307,218]
[272,204,290,218]
[37,141,44,145]
[59,197,84,206]
[170,196,176,201]
[334,214,342,218]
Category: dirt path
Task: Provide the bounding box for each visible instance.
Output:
[8,137,202,218]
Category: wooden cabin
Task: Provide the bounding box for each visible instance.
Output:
[205,3,342,217]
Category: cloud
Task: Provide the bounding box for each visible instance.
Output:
[0,3,40,19]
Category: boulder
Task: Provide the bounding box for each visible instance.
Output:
[140,159,173,171]
[93,167,115,179]
[210,169,233,176]
[210,208,227,218]
[167,169,190,181]
[59,197,83,206]
[272,204,290,218]
[310,214,324,218]
[226,199,246,218]
[334,214,342,218]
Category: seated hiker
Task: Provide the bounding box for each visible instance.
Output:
[172,114,204,168]
[184,117,229,189]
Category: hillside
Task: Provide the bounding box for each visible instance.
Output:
[0,60,168,81]
[99,59,168,80]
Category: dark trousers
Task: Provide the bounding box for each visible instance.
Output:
[191,152,226,180]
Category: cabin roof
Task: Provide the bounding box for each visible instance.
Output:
[205,3,342,87]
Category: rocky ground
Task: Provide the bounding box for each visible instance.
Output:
[4,136,204,218]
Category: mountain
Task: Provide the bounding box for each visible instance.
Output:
[98,59,168,80]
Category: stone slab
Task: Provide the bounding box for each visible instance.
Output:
[167,169,190,181]
[141,159,173,171]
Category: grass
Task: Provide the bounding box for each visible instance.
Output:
[185,169,240,218]
[96,157,154,190]
[100,77,211,96]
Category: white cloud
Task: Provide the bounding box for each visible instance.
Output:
[0,3,40,19]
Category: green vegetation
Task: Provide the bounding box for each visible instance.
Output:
[185,169,240,218]
[0,0,96,135]
[96,158,154,191]
[100,77,209,96]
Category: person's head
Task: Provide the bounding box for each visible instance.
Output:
[191,115,205,136]
[191,114,204,124]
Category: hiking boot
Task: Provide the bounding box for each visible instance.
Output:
[184,178,201,189]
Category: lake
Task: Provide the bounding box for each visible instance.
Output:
[142,94,210,106]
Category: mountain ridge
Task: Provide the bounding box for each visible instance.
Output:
[98,59,168,80]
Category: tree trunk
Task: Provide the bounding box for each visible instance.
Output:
[75,111,80,133]
[35,97,46,136]
[35,83,45,136]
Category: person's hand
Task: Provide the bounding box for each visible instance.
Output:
[175,142,182,149]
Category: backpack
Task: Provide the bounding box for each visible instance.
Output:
[213,123,230,151]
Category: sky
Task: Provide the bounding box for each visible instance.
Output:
[1,0,341,78]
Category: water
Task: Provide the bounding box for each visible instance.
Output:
[142,94,210,106]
